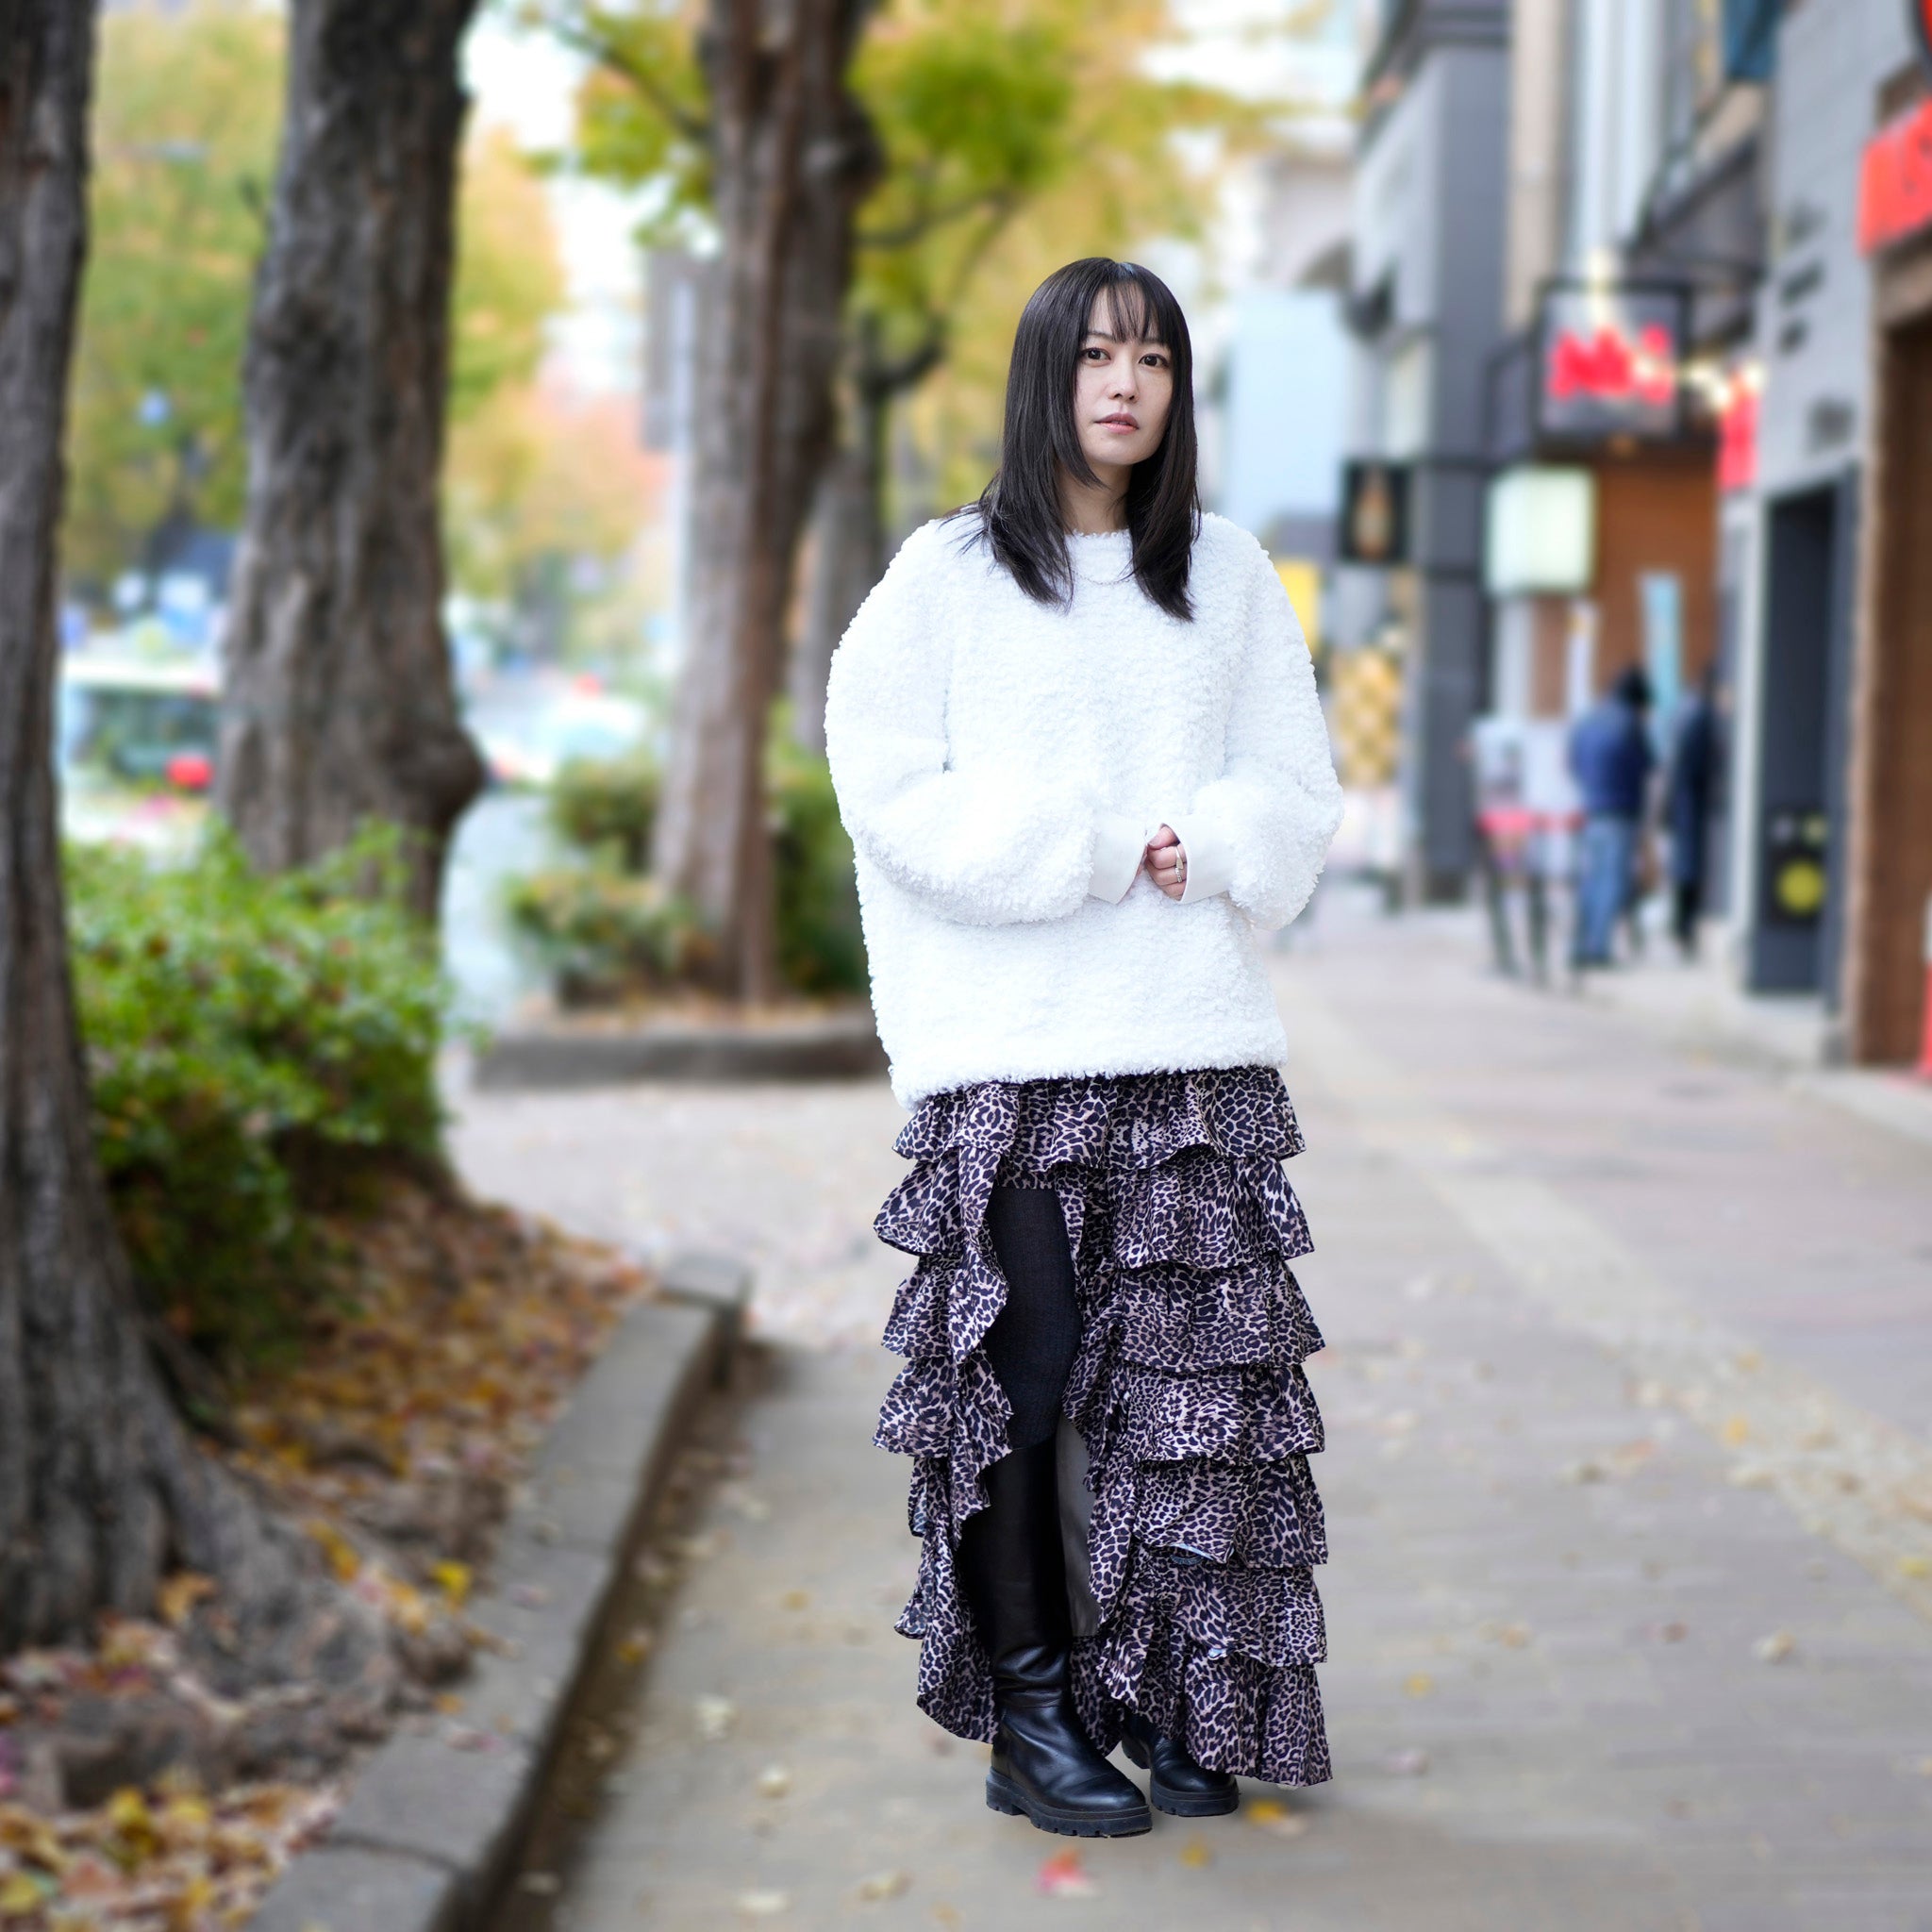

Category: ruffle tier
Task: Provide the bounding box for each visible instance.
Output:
[873,1063,1332,1787]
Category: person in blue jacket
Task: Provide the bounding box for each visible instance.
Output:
[1568,665,1654,968]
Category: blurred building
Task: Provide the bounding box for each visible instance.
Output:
[1424,0,1932,1067]
[1480,0,1766,907]
[1338,0,1513,902]
[1757,0,1932,1064]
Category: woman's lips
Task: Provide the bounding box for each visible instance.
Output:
[1098,415,1140,430]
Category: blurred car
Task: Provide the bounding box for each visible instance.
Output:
[58,655,219,857]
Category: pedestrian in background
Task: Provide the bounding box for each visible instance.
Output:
[825,258,1341,1840]
[1664,664,1721,960]
[1567,664,1654,969]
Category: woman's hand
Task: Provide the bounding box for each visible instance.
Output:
[1145,824,1188,900]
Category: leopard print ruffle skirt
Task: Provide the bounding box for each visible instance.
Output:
[872,1063,1331,1787]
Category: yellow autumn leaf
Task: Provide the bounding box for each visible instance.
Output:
[431,1561,472,1608]
[157,1795,213,1851]
[1178,1837,1212,1868]
[1901,1554,1931,1579]
[305,1520,361,1582]
[158,1572,216,1629]
[165,1872,215,1929]
[1404,1672,1436,1697]
[0,1873,47,1917]
[1722,1415,1751,1447]
[389,1584,432,1635]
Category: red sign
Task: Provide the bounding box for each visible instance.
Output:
[1718,385,1759,493]
[1859,97,1932,255]
[1546,325,1677,408]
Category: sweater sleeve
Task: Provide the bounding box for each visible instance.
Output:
[824,525,1135,926]
[1164,542,1343,930]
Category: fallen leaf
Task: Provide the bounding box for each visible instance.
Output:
[1245,1797,1308,1839]
[780,1590,810,1611]
[695,1694,737,1741]
[157,1574,215,1630]
[431,1561,472,1608]
[0,1874,47,1914]
[1753,1630,1796,1664]
[617,1625,654,1665]
[1035,1848,1099,1897]
[756,1765,791,1799]
[1899,1555,1931,1579]
[1722,1415,1751,1447]
[1178,1837,1212,1867]
[738,1890,791,1918]
[1403,1672,1435,1698]
[857,1869,910,1900]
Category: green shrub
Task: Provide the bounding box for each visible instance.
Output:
[515,727,867,1001]
[548,749,658,873]
[768,732,867,997]
[66,826,449,1363]
[504,868,711,1005]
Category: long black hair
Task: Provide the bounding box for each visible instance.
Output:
[959,257,1201,622]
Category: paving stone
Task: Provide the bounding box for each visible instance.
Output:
[450,893,1932,1930]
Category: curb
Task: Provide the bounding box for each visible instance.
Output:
[250,1252,752,1932]
[471,1010,886,1091]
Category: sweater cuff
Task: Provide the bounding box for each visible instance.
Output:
[1167,813,1237,905]
[1087,812,1146,903]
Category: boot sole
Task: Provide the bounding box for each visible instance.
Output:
[1119,1734,1241,1818]
[986,1770,1152,1837]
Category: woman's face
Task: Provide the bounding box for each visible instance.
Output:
[1072,290,1174,476]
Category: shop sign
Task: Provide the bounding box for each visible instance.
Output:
[1338,459,1411,567]
[1859,95,1932,255]
[1718,382,1759,493]
[1536,283,1690,444]
[1484,467,1596,597]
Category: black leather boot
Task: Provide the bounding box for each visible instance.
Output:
[957,1438,1151,1838]
[1119,1709,1241,1817]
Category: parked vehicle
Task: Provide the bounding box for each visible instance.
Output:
[58,656,219,856]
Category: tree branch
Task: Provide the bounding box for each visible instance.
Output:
[549,11,711,146]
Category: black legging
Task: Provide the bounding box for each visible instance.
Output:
[983,1184,1081,1451]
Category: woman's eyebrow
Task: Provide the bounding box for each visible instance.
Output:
[1081,329,1168,347]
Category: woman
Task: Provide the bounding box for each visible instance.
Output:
[824,258,1342,1839]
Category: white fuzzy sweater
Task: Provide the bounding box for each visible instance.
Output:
[824,511,1343,1107]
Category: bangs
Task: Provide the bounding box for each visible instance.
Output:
[1094,275,1158,345]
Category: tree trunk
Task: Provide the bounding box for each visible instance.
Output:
[790,315,940,753]
[216,0,486,924]
[0,0,386,1692]
[791,378,885,754]
[650,0,878,998]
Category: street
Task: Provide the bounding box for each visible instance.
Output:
[450,891,1932,1931]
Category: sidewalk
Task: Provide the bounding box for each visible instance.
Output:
[1501,910,1932,1153]
[450,892,1932,1931]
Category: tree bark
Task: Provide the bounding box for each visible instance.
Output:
[790,316,940,753]
[216,0,487,923]
[650,0,878,998]
[0,0,385,1689]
